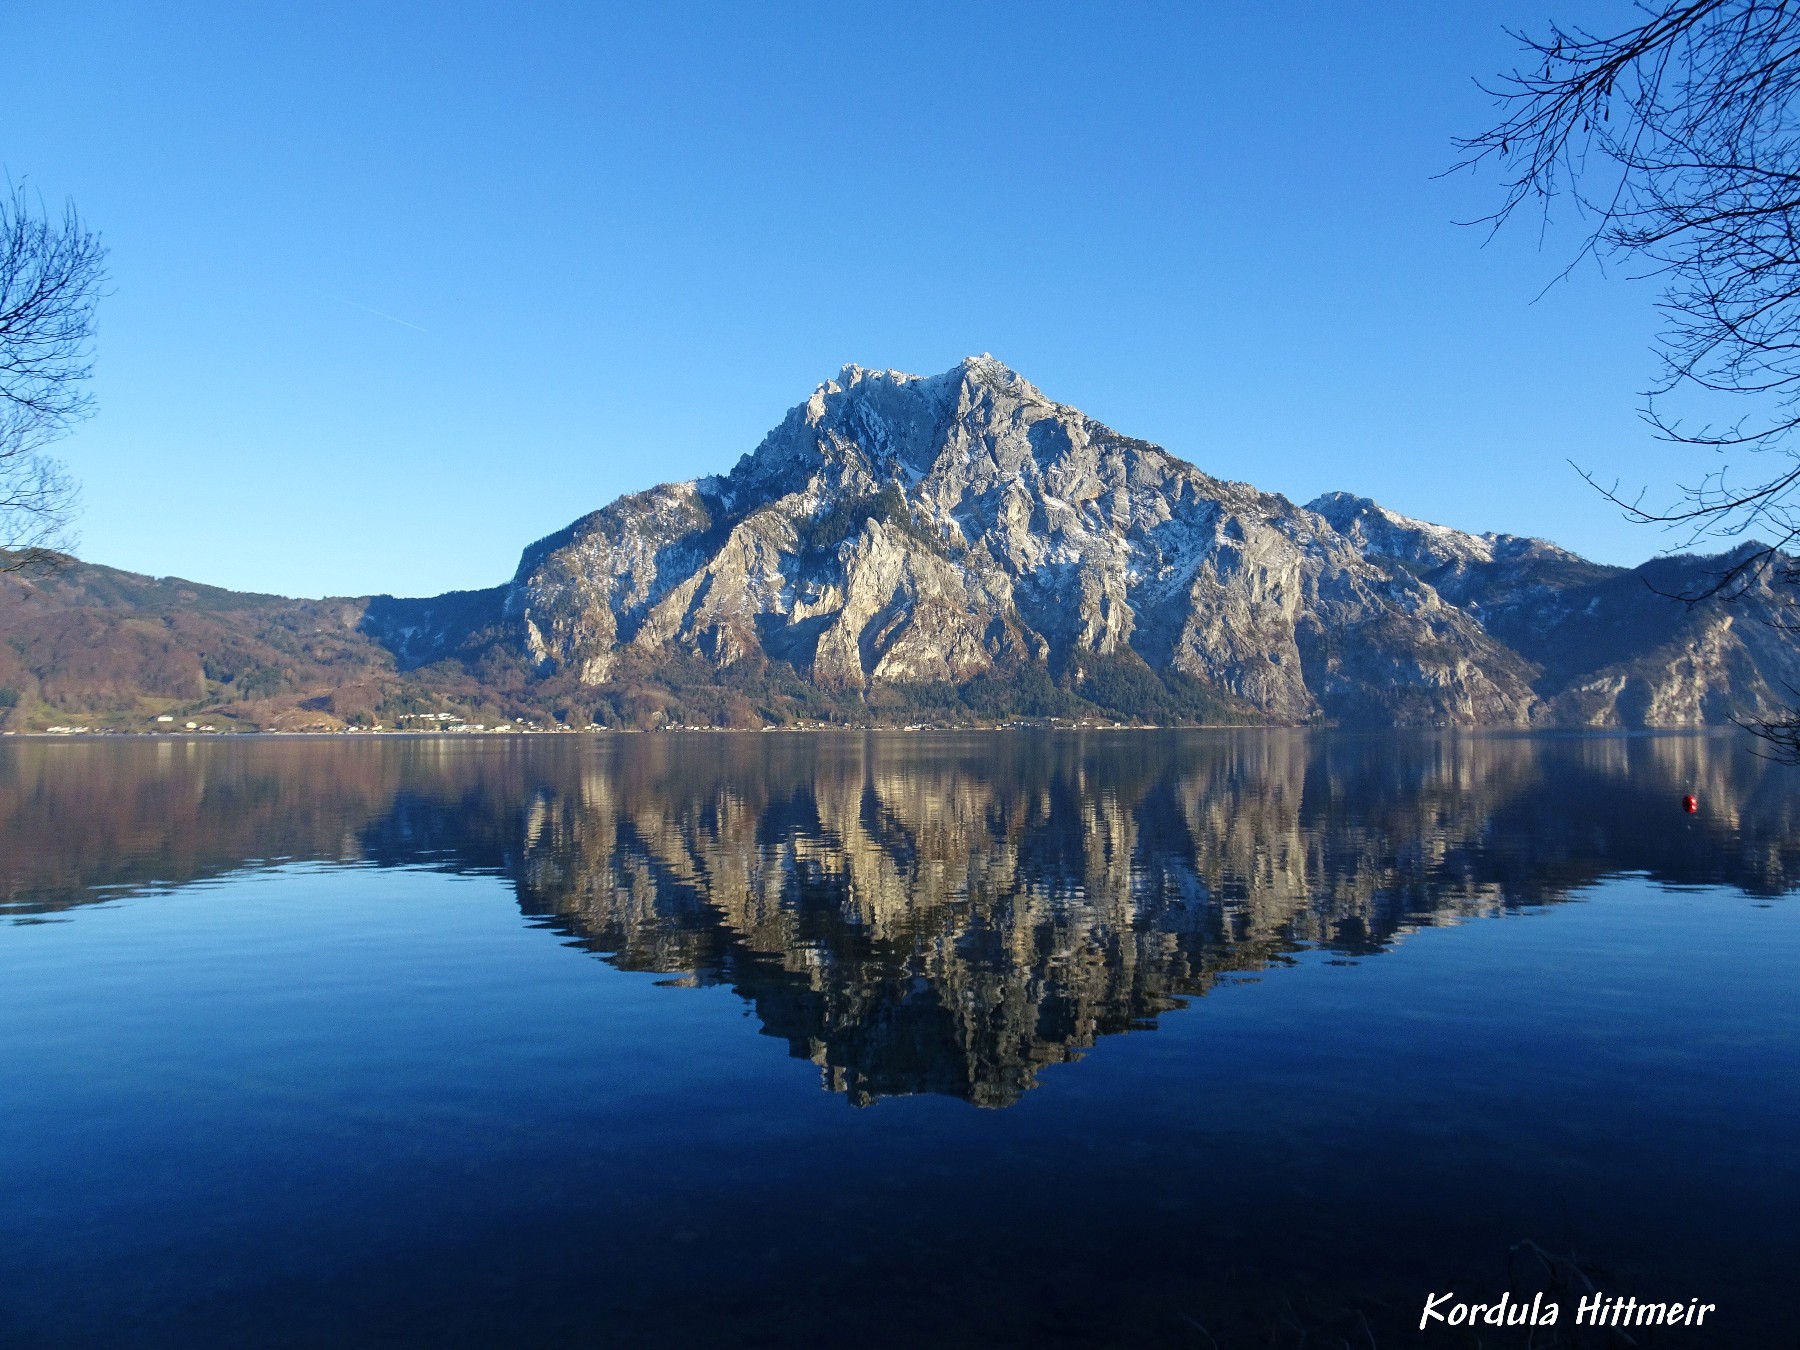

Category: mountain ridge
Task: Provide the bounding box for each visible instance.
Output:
[4,356,1798,732]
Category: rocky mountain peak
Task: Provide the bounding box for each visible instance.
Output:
[1305,489,1593,576]
[1307,491,1500,566]
[715,356,1063,505]
[954,350,1039,390]
[809,355,1048,427]
[433,358,1800,730]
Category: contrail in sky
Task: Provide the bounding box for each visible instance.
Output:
[320,292,429,333]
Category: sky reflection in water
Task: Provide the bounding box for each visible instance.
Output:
[1,731,1795,1348]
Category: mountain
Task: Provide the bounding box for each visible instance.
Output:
[1304,490,1800,725]
[4,355,1799,731]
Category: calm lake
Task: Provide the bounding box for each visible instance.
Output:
[2,731,1795,1348]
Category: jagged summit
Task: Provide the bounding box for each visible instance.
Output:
[1307,490,1492,558]
[1306,490,1578,568]
[709,356,1065,511]
[808,355,1050,433]
[830,352,1026,387]
[462,358,1800,728]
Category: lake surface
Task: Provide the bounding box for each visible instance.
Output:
[2,731,1796,1348]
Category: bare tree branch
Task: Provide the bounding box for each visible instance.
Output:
[0,182,106,570]
[1461,2,1800,756]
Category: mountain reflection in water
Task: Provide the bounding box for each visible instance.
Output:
[4,730,1791,1108]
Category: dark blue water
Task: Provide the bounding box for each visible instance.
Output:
[1,732,1795,1347]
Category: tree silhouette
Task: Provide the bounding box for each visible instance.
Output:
[0,184,106,569]
[1459,1,1800,753]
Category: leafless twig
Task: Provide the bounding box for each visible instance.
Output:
[0,180,106,568]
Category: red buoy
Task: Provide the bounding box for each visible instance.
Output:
[1682,793,1698,814]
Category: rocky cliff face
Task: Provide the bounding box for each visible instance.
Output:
[503,357,1550,725]
[490,356,1797,727]
[1307,492,1800,727]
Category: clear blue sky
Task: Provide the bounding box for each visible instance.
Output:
[3,1,1688,598]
